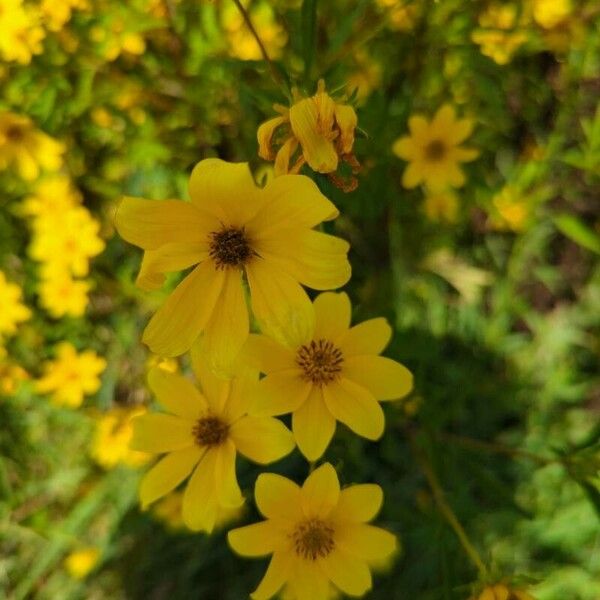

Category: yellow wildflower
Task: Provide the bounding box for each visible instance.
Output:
[130,362,295,532]
[532,0,571,29]
[0,271,30,340]
[244,292,413,461]
[222,1,287,61]
[20,174,81,219]
[36,342,106,408]
[0,0,45,65]
[392,104,479,192]
[0,111,64,180]
[470,583,535,600]
[228,463,397,600]
[490,185,530,232]
[423,190,459,223]
[64,547,100,579]
[90,406,149,469]
[0,348,29,396]
[376,0,419,31]
[41,0,89,32]
[257,80,359,184]
[115,159,350,373]
[38,274,90,318]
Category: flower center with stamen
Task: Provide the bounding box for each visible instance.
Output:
[5,125,24,142]
[193,416,229,447]
[292,519,335,561]
[424,139,446,161]
[296,339,343,385]
[209,226,253,269]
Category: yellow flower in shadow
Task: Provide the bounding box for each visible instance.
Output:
[471,583,536,600]
[393,104,479,192]
[228,463,397,600]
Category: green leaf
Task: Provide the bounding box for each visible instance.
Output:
[554,214,600,255]
[301,0,318,82]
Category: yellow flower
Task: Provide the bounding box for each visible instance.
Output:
[130,362,295,532]
[393,105,479,192]
[376,0,419,31]
[90,406,150,469]
[0,349,29,396]
[244,292,413,461]
[28,206,105,277]
[0,0,45,65]
[38,274,90,318]
[532,0,571,29]
[471,583,535,600]
[20,174,81,219]
[0,111,64,180]
[41,0,89,32]
[258,80,359,182]
[0,271,31,340]
[64,547,100,579]
[36,342,106,408]
[115,159,350,373]
[423,190,459,223]
[228,463,397,600]
[490,185,530,232]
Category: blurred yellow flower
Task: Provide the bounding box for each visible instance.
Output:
[222,1,287,60]
[423,190,459,223]
[0,348,29,396]
[0,111,64,180]
[346,50,382,104]
[64,547,100,579]
[38,274,90,318]
[376,0,419,31]
[258,80,359,184]
[41,0,89,32]
[130,363,294,532]
[228,463,397,600]
[470,583,535,600]
[20,174,81,219]
[490,185,531,232]
[115,159,350,373]
[245,292,413,461]
[532,0,571,29]
[0,0,45,65]
[90,406,150,469]
[36,342,106,408]
[393,105,479,192]
[0,271,31,340]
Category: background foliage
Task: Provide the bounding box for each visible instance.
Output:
[1,0,599,598]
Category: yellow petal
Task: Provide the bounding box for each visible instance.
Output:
[251,551,293,600]
[392,136,416,160]
[492,585,510,600]
[249,174,339,236]
[287,559,329,600]
[448,117,475,144]
[139,446,203,509]
[332,484,383,523]
[431,104,456,132]
[322,379,385,440]
[228,521,286,557]
[115,197,215,250]
[136,252,167,291]
[338,318,392,357]
[198,269,249,376]
[242,334,296,373]
[274,137,299,176]
[215,439,243,508]
[313,292,351,341]
[292,387,336,462]
[142,261,225,357]
[182,449,218,532]
[343,355,413,401]
[188,158,263,225]
[190,343,230,412]
[336,523,397,561]
[222,370,259,422]
[334,103,357,155]
[130,413,195,453]
[408,115,430,141]
[147,367,207,419]
[230,416,295,464]
[301,463,339,518]
[289,97,338,173]
[256,230,351,291]
[255,473,302,521]
[252,371,312,416]
[319,550,371,596]
[402,162,424,188]
[258,116,288,160]
[246,259,315,348]
[454,147,479,162]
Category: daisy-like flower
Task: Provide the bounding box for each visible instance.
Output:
[130,361,295,532]
[38,273,91,318]
[0,270,31,340]
[470,583,535,600]
[392,104,479,192]
[0,111,64,180]
[245,292,413,461]
[115,159,350,374]
[258,80,359,185]
[228,463,397,600]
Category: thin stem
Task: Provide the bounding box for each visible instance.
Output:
[231,0,285,89]
[410,436,488,577]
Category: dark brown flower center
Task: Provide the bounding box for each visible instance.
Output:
[193,416,229,447]
[292,519,335,560]
[296,339,343,385]
[5,125,24,142]
[424,139,446,161]
[209,226,253,269]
